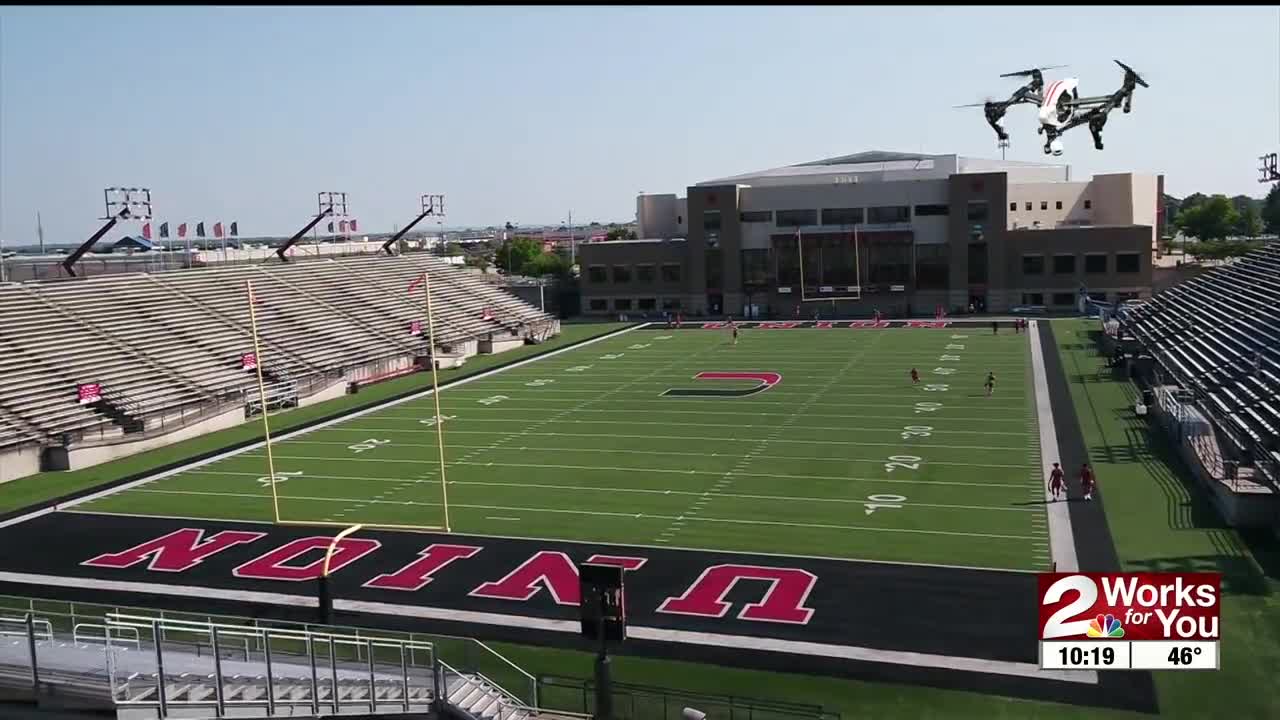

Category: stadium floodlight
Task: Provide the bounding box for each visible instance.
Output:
[381,194,446,255]
[274,192,349,262]
[62,187,153,277]
[1260,153,1279,184]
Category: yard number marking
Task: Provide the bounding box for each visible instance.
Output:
[654,336,674,340]
[348,438,391,454]
[628,343,652,350]
[884,455,922,473]
[914,401,943,414]
[419,414,456,427]
[600,354,625,360]
[932,367,956,376]
[922,383,949,392]
[945,344,966,350]
[525,379,555,387]
[950,335,969,339]
[901,425,932,439]
[256,470,303,487]
[864,493,907,515]
[940,354,961,361]
[477,395,510,406]
[565,365,593,373]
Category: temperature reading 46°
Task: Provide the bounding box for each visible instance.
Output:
[1169,647,1203,665]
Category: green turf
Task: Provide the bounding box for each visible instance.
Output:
[0,322,629,515]
[73,323,1049,571]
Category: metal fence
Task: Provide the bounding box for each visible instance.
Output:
[537,676,841,720]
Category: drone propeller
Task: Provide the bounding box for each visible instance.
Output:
[954,99,995,109]
[998,64,1067,79]
[1114,59,1150,88]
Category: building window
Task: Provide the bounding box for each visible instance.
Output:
[587,265,607,283]
[1022,255,1045,275]
[776,209,818,227]
[613,265,631,283]
[661,298,682,310]
[614,298,632,311]
[740,210,772,223]
[1117,253,1141,273]
[1040,201,1048,211]
[1021,293,1045,306]
[1009,202,1018,212]
[636,264,656,284]
[1083,200,1092,210]
[677,215,683,224]
[589,299,607,311]
[867,206,910,224]
[821,207,864,225]
[1055,200,1064,210]
[1025,202,1032,211]
[661,263,681,282]
[705,248,722,290]
[966,201,989,222]
[741,249,771,287]
[703,210,721,231]
[914,204,949,217]
[638,298,657,311]
[1085,254,1108,274]
[967,242,988,284]
[1053,255,1076,275]
[1051,293,1076,306]
[915,243,949,290]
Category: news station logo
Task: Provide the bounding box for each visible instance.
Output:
[1039,573,1220,642]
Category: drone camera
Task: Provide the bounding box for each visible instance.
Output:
[1049,139,1064,157]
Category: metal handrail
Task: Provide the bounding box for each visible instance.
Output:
[73,622,141,651]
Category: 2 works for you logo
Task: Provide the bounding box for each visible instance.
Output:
[1038,573,1220,641]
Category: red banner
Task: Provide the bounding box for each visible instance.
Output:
[77,384,102,405]
[241,353,257,370]
[1039,573,1220,642]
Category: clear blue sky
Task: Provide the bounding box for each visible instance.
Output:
[2,6,1276,245]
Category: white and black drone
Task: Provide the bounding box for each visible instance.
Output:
[957,60,1150,156]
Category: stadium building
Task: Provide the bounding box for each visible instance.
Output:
[579,150,1166,318]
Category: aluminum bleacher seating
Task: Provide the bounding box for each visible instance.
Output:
[1121,241,1280,470]
[0,252,556,455]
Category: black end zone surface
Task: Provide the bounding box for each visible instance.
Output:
[0,512,1155,712]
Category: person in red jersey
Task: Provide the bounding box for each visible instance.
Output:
[910,368,920,385]
[1048,462,1065,501]
[1080,462,1097,501]
[676,311,683,329]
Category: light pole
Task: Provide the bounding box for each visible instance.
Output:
[567,210,575,267]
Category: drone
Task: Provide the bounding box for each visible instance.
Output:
[957,60,1150,156]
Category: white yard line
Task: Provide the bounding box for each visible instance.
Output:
[120,488,1038,541]
[0,323,650,529]
[328,418,1030,436]
[369,407,1034,424]
[1029,320,1079,572]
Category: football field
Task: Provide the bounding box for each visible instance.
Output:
[74,322,1051,571]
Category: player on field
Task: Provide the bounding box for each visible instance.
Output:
[1048,462,1065,501]
[992,320,999,335]
[984,370,996,397]
[730,318,739,346]
[1080,463,1097,501]
[910,367,920,385]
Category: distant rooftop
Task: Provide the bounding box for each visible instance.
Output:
[697,150,1068,187]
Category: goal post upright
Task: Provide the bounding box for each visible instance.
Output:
[421,270,453,533]
[245,279,283,524]
[793,224,865,302]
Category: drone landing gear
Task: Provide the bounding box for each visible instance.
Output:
[1089,115,1107,151]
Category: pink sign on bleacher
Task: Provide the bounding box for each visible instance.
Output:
[241,353,257,370]
[77,383,102,405]
[410,320,422,336]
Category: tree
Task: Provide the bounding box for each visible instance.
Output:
[464,253,491,272]
[605,227,637,241]
[1175,195,1239,242]
[1178,193,1208,214]
[1263,183,1280,235]
[524,252,568,277]
[1238,203,1264,238]
[445,242,464,257]
[495,236,543,274]
[1192,239,1263,261]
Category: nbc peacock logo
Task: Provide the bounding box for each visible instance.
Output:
[1086,613,1125,638]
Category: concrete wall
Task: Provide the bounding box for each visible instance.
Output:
[1007,182,1092,229]
[637,194,681,240]
[0,445,41,484]
[300,379,349,407]
[49,403,247,472]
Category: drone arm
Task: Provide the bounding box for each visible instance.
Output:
[1063,95,1114,107]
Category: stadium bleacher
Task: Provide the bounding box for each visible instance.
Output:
[1121,241,1280,479]
[0,254,555,455]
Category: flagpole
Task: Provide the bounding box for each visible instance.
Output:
[422,271,451,533]
[185,227,192,270]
